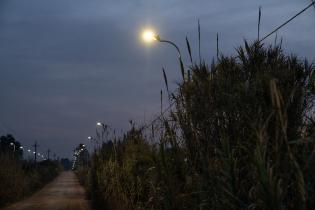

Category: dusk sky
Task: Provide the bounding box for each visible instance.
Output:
[0,0,314,158]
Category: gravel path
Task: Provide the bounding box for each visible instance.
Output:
[3,171,91,210]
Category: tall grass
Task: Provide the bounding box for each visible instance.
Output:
[80,41,315,210]
[0,152,61,207]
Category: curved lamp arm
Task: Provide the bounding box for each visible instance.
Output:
[155,35,185,81]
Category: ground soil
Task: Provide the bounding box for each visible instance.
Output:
[3,171,91,210]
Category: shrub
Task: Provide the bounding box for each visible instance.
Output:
[0,152,61,207]
[85,42,315,210]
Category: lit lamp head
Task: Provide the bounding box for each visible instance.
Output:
[87,136,92,140]
[96,122,103,127]
[142,29,159,43]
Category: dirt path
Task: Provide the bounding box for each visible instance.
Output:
[3,171,91,210]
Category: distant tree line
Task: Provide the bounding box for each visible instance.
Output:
[0,134,62,208]
[0,134,23,159]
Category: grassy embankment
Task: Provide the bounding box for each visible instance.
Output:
[77,41,315,210]
[0,152,61,207]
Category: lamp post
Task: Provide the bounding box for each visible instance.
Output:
[88,136,96,152]
[19,146,24,159]
[96,121,111,145]
[142,29,185,80]
[10,142,15,152]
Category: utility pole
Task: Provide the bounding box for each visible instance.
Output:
[47,149,50,160]
[33,141,39,163]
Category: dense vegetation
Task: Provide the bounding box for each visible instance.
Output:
[76,41,315,210]
[0,135,61,207]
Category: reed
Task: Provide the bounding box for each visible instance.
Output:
[81,41,315,210]
[0,151,61,207]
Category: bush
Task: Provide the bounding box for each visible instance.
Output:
[0,153,61,207]
[85,42,315,210]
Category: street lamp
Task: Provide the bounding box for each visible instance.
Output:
[87,136,96,151]
[142,30,158,43]
[96,122,103,127]
[10,142,15,152]
[96,121,108,144]
[142,29,182,59]
[141,28,185,81]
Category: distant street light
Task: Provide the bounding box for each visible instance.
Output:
[96,122,103,127]
[10,142,15,152]
[87,136,96,151]
[96,121,108,144]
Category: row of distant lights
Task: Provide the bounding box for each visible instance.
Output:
[87,121,104,141]
[72,28,166,169]
[72,121,104,170]
[6,141,47,160]
[71,144,86,170]
[73,29,170,169]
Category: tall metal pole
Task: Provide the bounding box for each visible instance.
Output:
[47,149,50,160]
[154,35,185,81]
[33,141,38,163]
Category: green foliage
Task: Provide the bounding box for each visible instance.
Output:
[84,42,315,210]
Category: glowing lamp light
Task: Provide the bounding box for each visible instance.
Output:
[142,29,157,43]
